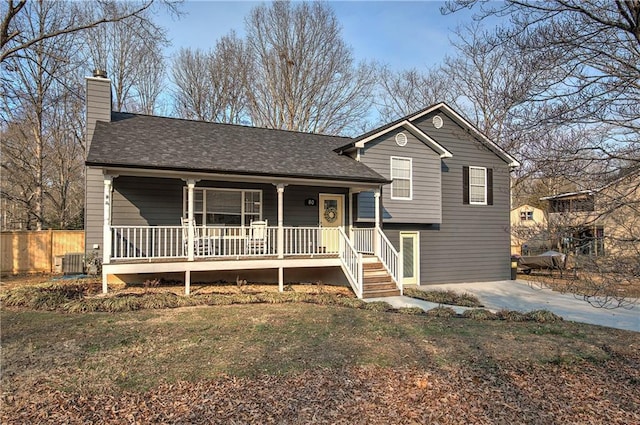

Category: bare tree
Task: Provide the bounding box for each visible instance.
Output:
[134,41,166,115]
[444,0,640,144]
[0,1,81,230]
[172,32,251,124]
[83,4,168,112]
[244,1,377,135]
[376,66,453,122]
[443,1,640,306]
[0,0,178,64]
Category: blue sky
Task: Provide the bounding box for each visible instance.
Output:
[155,1,495,71]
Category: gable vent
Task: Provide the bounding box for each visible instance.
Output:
[433,115,443,129]
[395,132,407,146]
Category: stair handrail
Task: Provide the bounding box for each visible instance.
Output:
[376,227,402,295]
[338,227,363,298]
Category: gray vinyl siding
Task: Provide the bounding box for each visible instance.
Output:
[85,78,111,154]
[109,178,350,228]
[111,177,184,226]
[358,128,441,223]
[394,111,511,284]
[87,175,351,257]
[84,167,105,256]
[283,186,349,227]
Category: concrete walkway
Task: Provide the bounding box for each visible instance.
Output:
[368,280,640,332]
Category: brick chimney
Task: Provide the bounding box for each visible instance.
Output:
[85,69,111,157]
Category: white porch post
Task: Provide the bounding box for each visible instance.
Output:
[278,267,284,292]
[374,188,381,256]
[348,189,354,240]
[276,184,286,259]
[102,175,113,294]
[185,270,191,295]
[187,179,196,261]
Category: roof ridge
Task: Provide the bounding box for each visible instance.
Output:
[111,111,353,141]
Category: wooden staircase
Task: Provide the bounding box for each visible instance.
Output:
[362,261,400,298]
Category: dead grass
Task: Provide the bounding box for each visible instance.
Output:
[2,304,639,423]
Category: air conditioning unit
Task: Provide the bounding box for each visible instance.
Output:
[63,253,85,275]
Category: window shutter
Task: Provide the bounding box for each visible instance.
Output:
[487,168,493,205]
[462,166,469,205]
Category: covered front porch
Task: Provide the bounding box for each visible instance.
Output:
[97,171,401,299]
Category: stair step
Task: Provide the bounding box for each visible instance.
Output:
[363,262,384,270]
[362,288,401,299]
[363,282,398,292]
[363,276,393,285]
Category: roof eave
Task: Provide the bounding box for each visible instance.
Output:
[85,161,390,185]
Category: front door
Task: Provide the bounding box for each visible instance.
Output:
[400,232,419,285]
[319,194,344,253]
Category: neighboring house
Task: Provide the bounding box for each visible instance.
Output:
[510,204,548,255]
[541,170,640,257]
[85,72,519,298]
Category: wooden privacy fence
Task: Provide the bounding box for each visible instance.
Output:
[1,230,84,274]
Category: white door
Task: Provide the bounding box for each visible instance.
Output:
[400,232,419,285]
[319,194,344,253]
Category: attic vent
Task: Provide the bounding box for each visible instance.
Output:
[395,132,407,146]
[433,115,443,129]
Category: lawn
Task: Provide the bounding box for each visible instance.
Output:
[2,297,639,423]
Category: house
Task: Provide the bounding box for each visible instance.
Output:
[510,204,548,255]
[84,72,519,298]
[541,170,640,257]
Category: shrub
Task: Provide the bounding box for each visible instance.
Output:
[363,301,396,312]
[1,282,87,310]
[496,309,527,322]
[426,306,458,318]
[403,287,482,307]
[462,308,497,320]
[525,310,563,323]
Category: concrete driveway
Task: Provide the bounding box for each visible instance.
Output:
[421,280,640,332]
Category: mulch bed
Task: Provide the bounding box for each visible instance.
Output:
[3,362,638,424]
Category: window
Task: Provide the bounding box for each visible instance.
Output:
[390,156,412,200]
[183,188,262,226]
[463,166,493,205]
[520,211,534,221]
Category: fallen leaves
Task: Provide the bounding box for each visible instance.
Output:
[2,362,639,424]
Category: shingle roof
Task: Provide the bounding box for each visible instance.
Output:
[336,102,520,168]
[86,113,388,184]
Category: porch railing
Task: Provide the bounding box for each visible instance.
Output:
[338,227,363,298]
[111,226,185,260]
[109,225,348,260]
[352,228,374,254]
[283,227,340,255]
[194,226,278,257]
[377,228,402,294]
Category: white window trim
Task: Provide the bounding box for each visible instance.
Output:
[469,166,487,205]
[390,156,413,200]
[183,187,263,226]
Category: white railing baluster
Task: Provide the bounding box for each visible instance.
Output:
[376,228,402,295]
